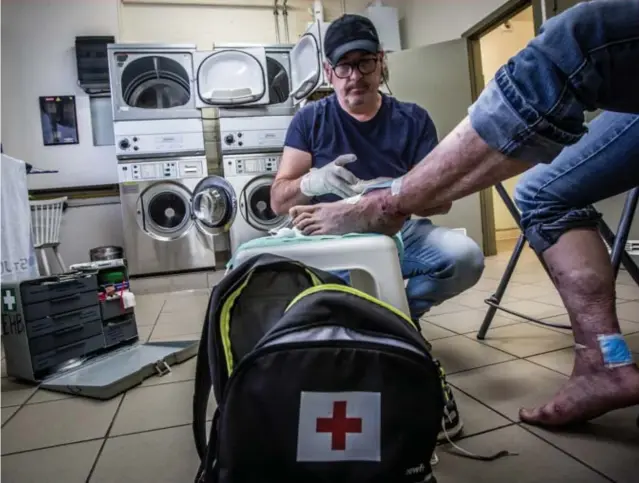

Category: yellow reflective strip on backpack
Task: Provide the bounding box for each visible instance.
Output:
[286,283,417,330]
[219,266,323,376]
[219,272,254,375]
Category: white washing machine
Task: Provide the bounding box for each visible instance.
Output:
[222,152,288,253]
[118,157,237,276]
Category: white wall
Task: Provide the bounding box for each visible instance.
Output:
[401,0,509,48]
[1,0,120,190]
[119,0,404,47]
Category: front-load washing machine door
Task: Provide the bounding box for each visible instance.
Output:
[240,175,287,232]
[191,175,237,235]
[137,182,194,241]
[289,20,327,105]
[194,47,270,108]
[108,46,198,121]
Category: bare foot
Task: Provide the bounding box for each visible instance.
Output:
[289,190,406,236]
[519,364,639,427]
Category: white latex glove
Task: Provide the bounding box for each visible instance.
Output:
[300,154,362,199]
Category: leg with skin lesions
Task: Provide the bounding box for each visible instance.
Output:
[514,112,639,426]
[519,229,639,426]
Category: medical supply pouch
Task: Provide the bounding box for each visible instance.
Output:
[193,253,444,483]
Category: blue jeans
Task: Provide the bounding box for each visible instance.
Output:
[335,219,485,321]
[515,112,639,254]
[469,0,639,164]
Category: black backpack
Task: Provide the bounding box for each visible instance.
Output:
[192,253,445,483]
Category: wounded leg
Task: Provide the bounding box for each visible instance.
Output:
[519,228,639,426]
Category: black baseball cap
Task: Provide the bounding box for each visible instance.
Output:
[324,14,381,65]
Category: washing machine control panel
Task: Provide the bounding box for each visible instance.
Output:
[224,155,280,177]
[118,158,207,182]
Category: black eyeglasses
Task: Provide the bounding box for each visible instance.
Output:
[332,57,379,79]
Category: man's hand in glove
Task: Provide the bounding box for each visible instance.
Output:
[300,154,362,199]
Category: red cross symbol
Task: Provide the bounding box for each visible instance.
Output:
[315,400,363,450]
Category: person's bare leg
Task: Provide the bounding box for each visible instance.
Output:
[520,228,639,426]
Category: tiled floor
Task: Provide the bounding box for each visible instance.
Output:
[2,245,639,482]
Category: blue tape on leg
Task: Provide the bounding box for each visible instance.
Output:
[597,334,634,368]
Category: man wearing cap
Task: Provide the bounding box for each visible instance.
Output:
[271,13,484,333]
[271,13,484,441]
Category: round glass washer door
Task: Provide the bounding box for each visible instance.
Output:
[240,175,287,231]
[191,176,237,235]
[137,183,193,241]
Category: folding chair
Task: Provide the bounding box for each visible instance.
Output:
[476,183,639,340]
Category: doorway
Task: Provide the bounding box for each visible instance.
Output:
[478,6,535,252]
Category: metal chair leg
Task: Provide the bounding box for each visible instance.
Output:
[52,245,66,273]
[477,233,526,340]
[479,185,639,340]
[609,187,639,280]
[38,248,51,276]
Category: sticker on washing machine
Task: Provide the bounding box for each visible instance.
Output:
[120,183,140,195]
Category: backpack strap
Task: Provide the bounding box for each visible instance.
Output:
[193,305,212,460]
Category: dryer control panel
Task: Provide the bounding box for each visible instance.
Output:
[223,154,280,177]
[117,158,207,183]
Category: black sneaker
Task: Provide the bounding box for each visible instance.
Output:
[433,358,464,442]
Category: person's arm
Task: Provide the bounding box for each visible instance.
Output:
[271,109,314,215]
[407,109,452,217]
[270,147,313,215]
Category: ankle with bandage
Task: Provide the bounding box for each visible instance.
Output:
[594,334,635,368]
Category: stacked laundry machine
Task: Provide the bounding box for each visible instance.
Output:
[108,21,335,270]
[108,44,236,276]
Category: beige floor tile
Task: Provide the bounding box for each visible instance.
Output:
[426,301,470,317]
[533,291,566,307]
[170,272,209,291]
[1,396,121,454]
[429,335,515,375]
[136,324,153,342]
[150,311,205,339]
[616,283,639,301]
[1,378,37,407]
[499,300,566,320]
[110,380,215,437]
[418,321,457,341]
[133,293,166,327]
[448,359,568,422]
[149,332,201,343]
[526,405,639,483]
[28,388,73,405]
[129,276,171,295]
[503,283,558,300]
[90,425,200,483]
[1,405,19,425]
[526,347,576,376]
[1,440,102,483]
[448,388,512,439]
[616,301,639,322]
[162,289,210,313]
[141,356,197,387]
[1,358,7,378]
[450,289,499,310]
[616,270,637,287]
[627,332,639,353]
[433,425,608,483]
[511,271,551,285]
[477,322,574,358]
[425,309,520,335]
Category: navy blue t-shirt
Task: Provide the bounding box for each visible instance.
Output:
[284,93,438,203]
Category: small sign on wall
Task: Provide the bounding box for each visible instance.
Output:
[39,95,79,146]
